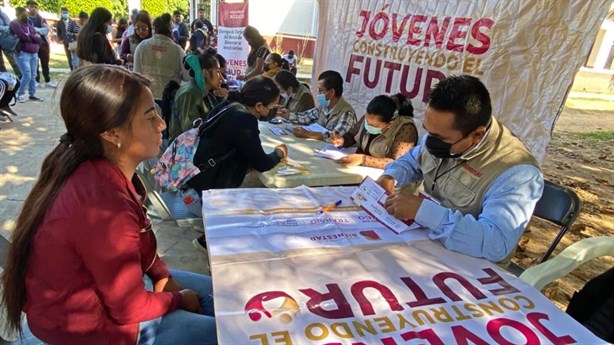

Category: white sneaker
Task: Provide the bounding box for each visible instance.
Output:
[45,81,57,88]
[35,82,40,88]
[17,95,25,103]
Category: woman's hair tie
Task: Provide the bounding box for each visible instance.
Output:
[59,133,74,146]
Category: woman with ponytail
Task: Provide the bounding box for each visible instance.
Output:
[188,76,288,251]
[169,48,223,141]
[1,65,217,345]
[330,93,418,169]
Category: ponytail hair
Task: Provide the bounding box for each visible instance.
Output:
[183,48,220,78]
[227,75,279,107]
[366,93,414,123]
[267,53,289,71]
[1,65,151,337]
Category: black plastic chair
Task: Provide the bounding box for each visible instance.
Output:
[534,180,582,263]
[508,180,582,276]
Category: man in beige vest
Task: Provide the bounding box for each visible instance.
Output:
[278,70,357,141]
[377,75,544,264]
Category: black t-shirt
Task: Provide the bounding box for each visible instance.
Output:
[188,101,281,192]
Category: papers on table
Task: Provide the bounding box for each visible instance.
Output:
[315,143,357,160]
[302,123,328,133]
[350,177,412,233]
[268,127,288,136]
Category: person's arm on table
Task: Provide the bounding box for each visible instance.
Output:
[388,165,544,262]
[324,110,357,142]
[232,118,287,172]
[376,136,426,192]
[286,106,320,125]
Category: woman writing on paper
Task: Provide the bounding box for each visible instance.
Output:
[330,93,418,169]
[189,76,288,251]
[1,65,217,344]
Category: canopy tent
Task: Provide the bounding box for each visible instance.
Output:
[313,0,611,162]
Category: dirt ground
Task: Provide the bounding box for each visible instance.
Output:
[512,104,614,310]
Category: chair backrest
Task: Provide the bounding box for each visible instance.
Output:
[533,180,582,262]
[0,234,10,270]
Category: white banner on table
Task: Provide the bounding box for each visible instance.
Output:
[313,0,610,162]
[203,186,428,258]
[213,241,602,344]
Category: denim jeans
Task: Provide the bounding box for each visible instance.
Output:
[70,50,79,70]
[16,51,38,97]
[139,269,217,345]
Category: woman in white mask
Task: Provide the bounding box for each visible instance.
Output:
[77,7,122,65]
[273,70,315,113]
[330,93,418,168]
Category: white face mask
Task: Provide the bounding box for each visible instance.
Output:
[106,24,113,34]
[280,92,289,101]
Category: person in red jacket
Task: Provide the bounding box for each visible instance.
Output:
[1,65,217,345]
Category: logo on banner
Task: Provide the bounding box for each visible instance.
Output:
[243,268,580,344]
[359,230,382,240]
[245,291,300,324]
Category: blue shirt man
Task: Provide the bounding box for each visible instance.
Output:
[378,75,544,264]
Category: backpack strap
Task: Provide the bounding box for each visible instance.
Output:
[196,146,237,172]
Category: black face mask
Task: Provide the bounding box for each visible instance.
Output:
[259,106,278,121]
[425,135,465,159]
[263,63,270,72]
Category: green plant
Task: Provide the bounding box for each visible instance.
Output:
[272,33,284,55]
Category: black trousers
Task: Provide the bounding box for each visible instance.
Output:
[36,44,51,83]
[62,42,73,70]
[0,79,19,108]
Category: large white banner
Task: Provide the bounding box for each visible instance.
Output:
[212,242,603,344]
[217,1,250,80]
[204,187,604,344]
[313,0,610,162]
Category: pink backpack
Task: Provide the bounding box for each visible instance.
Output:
[154,103,237,191]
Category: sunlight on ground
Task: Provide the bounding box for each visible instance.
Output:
[2,219,16,232]
[0,172,36,188]
[564,97,614,111]
[579,165,614,173]
[0,129,33,155]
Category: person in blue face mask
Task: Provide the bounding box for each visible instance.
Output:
[376,75,544,266]
[55,7,76,70]
[329,93,418,169]
[277,70,357,142]
[77,7,122,65]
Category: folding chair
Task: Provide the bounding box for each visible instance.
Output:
[520,236,614,342]
[519,236,614,290]
[533,180,582,262]
[508,180,582,275]
[136,158,203,228]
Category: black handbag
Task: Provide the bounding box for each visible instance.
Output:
[0,32,19,52]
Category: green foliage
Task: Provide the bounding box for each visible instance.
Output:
[141,0,188,18]
[111,0,129,20]
[6,0,187,22]
[572,131,614,141]
[62,0,114,17]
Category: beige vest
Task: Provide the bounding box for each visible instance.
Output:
[317,97,356,133]
[419,118,540,265]
[355,116,418,158]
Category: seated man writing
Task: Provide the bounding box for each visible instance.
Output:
[277,70,357,141]
[377,75,544,265]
